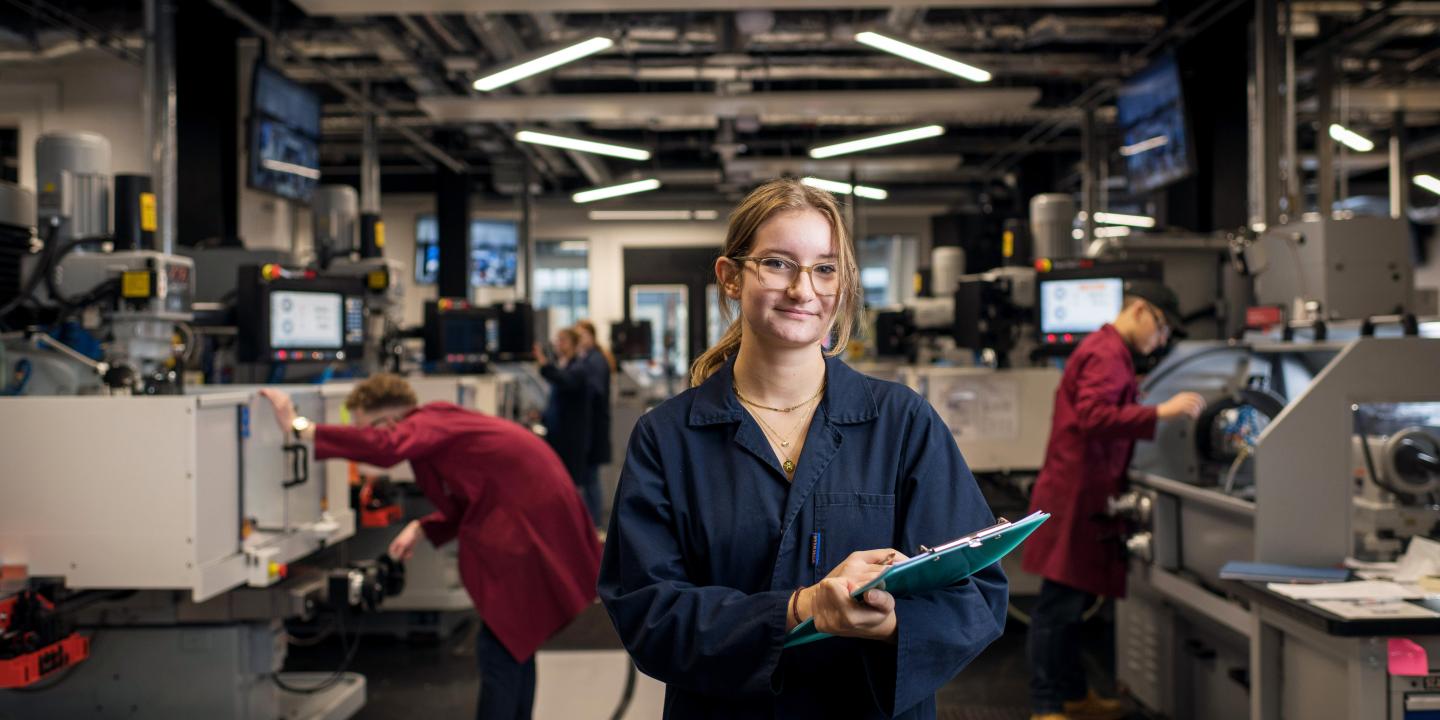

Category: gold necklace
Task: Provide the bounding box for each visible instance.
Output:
[733,380,825,413]
[742,392,820,474]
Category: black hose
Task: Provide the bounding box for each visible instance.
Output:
[609,660,638,720]
[271,613,366,695]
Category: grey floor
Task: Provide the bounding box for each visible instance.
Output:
[283,598,1145,720]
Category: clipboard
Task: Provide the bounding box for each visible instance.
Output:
[784,510,1049,648]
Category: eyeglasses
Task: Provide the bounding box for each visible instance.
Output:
[1145,303,1171,340]
[729,256,842,296]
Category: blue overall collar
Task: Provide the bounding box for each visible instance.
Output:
[687,353,879,427]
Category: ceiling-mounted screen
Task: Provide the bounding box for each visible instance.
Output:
[1115,53,1193,194]
[248,62,322,203]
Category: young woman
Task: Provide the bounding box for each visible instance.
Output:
[598,178,1008,719]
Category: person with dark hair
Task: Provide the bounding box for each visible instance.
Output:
[572,319,613,525]
[258,375,601,720]
[597,179,1007,719]
[534,327,594,508]
[1021,281,1205,720]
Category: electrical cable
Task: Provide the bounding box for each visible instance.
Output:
[271,612,366,694]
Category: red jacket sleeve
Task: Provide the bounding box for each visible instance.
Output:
[1071,352,1158,440]
[313,418,451,468]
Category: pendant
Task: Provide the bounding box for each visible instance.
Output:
[783,459,796,474]
[780,440,789,447]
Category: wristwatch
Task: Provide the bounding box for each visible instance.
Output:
[291,416,313,439]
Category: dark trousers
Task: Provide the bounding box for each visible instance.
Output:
[1027,578,1096,714]
[579,464,604,527]
[476,624,536,720]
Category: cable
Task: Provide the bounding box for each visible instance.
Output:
[609,660,638,720]
[271,612,366,694]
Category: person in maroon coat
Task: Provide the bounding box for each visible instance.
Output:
[259,374,602,720]
[1020,281,1204,720]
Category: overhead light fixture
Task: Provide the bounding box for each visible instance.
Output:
[572,178,662,204]
[1328,123,1375,153]
[1119,135,1170,157]
[854,32,992,83]
[800,177,888,200]
[515,130,651,161]
[808,125,945,159]
[261,158,321,180]
[474,36,613,92]
[1415,174,1440,196]
[1094,225,1132,239]
[1093,211,1156,229]
[588,210,717,221]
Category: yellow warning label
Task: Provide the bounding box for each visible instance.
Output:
[374,221,386,248]
[1002,230,1015,258]
[367,269,388,291]
[140,192,157,232]
[121,271,151,298]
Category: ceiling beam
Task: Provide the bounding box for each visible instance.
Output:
[418,88,1042,124]
[295,0,1155,14]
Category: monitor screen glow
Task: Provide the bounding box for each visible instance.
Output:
[270,291,343,349]
[1039,278,1124,336]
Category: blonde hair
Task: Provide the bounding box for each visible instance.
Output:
[688,178,863,387]
[345,373,419,412]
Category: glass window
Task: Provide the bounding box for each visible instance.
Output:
[630,284,689,377]
[532,239,589,331]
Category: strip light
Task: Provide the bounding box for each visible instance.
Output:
[516,130,651,161]
[572,178,662,204]
[261,159,321,180]
[854,32,991,83]
[588,210,718,221]
[809,125,945,159]
[1328,124,1375,153]
[1093,211,1157,229]
[475,37,613,92]
[1119,135,1169,157]
[1415,174,1440,196]
[1094,225,1132,239]
[800,177,888,200]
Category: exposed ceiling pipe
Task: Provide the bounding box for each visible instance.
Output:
[423,14,468,54]
[206,0,467,173]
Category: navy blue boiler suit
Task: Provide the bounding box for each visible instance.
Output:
[598,356,1008,719]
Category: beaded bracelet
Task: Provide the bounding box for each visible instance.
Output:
[789,585,806,626]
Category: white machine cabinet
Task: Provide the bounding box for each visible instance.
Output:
[0,389,354,602]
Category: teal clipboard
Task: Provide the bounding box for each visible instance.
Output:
[784,510,1050,648]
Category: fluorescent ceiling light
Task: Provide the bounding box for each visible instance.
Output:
[1093,211,1156,229]
[1416,174,1440,196]
[1094,225,1132,238]
[475,37,613,92]
[515,130,650,161]
[261,159,321,180]
[588,210,718,221]
[1328,123,1375,153]
[572,178,662,204]
[809,125,945,159]
[854,32,991,83]
[1119,135,1169,157]
[800,177,888,200]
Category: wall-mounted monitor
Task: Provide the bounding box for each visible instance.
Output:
[247,62,322,203]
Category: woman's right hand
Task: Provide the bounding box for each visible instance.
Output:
[793,548,909,641]
[388,519,423,562]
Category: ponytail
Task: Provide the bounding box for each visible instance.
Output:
[689,315,743,387]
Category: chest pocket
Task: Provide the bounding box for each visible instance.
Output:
[813,492,897,572]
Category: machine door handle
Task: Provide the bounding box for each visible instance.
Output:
[282,443,309,488]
